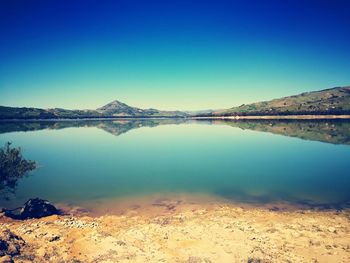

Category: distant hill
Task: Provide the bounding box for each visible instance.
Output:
[1,86,350,119]
[0,106,103,119]
[0,100,187,119]
[207,86,350,117]
[97,100,187,117]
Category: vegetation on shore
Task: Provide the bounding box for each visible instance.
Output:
[204,86,350,117]
[0,142,37,199]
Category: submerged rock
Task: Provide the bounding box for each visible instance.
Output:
[2,198,59,220]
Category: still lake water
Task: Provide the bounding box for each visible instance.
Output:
[1,119,350,211]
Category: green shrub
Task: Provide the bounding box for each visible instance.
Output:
[0,142,37,197]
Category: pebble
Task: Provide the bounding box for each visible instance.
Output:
[327,227,336,233]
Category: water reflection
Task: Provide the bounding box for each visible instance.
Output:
[0,119,349,145]
[0,119,349,210]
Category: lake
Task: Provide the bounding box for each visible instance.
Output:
[1,119,350,212]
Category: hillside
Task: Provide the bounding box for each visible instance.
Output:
[1,86,350,119]
[209,86,350,116]
[0,100,187,119]
[0,106,103,120]
[97,100,187,117]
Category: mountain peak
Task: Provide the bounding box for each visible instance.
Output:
[109,99,126,105]
[95,99,188,117]
[97,100,131,111]
[96,99,145,116]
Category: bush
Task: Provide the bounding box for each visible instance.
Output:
[0,142,37,197]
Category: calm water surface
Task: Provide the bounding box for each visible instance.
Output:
[0,119,350,210]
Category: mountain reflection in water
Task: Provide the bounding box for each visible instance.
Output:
[0,119,349,145]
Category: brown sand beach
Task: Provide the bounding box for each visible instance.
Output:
[1,196,350,263]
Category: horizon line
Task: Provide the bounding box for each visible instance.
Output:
[1,84,349,112]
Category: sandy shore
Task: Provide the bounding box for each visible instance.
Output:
[1,199,350,263]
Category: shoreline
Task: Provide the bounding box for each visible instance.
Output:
[193,114,350,120]
[1,200,350,262]
[3,192,348,218]
[56,193,350,217]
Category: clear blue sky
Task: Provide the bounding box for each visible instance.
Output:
[1,0,349,110]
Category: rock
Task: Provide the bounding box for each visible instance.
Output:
[327,227,337,233]
[0,230,25,258]
[49,235,60,242]
[0,255,13,263]
[3,198,59,220]
[247,258,269,263]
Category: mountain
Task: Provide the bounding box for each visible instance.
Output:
[206,86,350,117]
[0,106,103,119]
[97,100,140,116]
[96,100,188,117]
[0,106,56,119]
[0,100,188,119]
[1,86,350,119]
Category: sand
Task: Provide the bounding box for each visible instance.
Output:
[1,198,350,263]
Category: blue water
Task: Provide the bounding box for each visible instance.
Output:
[1,120,350,210]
